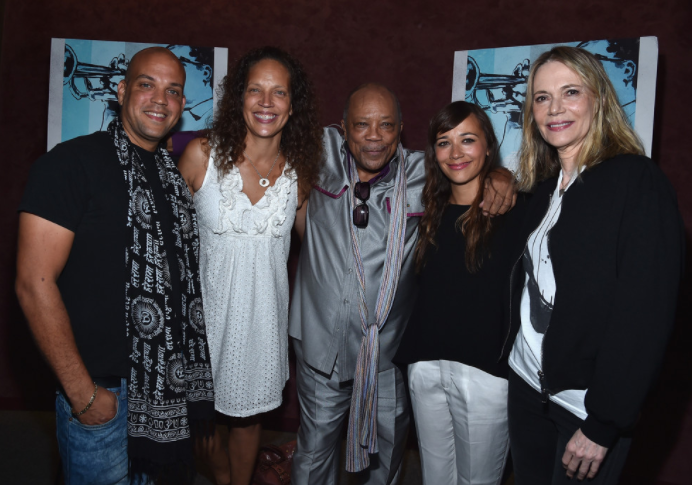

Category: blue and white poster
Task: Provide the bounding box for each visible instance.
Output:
[47,38,228,151]
[452,37,658,171]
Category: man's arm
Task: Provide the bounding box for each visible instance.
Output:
[480,167,517,216]
[15,212,116,425]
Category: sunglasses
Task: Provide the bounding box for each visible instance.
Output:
[352,182,370,228]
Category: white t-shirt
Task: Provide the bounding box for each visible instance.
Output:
[509,169,587,419]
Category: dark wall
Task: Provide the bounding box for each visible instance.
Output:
[1,0,690,482]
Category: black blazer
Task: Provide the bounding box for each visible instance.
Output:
[505,154,685,447]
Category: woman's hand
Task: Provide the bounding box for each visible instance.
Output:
[562,428,608,480]
[479,168,517,216]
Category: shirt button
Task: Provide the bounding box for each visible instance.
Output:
[348,268,353,274]
[344,299,349,304]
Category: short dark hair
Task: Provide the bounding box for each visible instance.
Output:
[342,83,402,123]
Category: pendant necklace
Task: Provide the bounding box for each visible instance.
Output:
[243,149,281,188]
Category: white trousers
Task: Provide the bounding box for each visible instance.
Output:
[408,360,509,485]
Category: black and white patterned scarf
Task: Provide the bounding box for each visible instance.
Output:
[108,118,215,482]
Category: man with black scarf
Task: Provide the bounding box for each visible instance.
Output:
[16,47,215,484]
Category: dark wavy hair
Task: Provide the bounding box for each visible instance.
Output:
[207,46,323,197]
[415,101,499,273]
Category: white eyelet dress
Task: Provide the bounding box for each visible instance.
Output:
[193,150,297,417]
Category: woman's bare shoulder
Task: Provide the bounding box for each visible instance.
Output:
[178,138,211,193]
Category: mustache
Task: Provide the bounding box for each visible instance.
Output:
[360,145,388,152]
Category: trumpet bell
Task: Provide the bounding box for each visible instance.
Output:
[466,56,527,101]
[63,44,126,101]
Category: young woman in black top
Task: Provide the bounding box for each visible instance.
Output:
[395,101,525,485]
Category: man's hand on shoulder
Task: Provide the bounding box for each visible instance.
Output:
[480,167,517,217]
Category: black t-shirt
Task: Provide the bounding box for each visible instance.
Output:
[394,198,527,378]
[19,132,132,379]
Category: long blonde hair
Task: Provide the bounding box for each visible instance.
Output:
[516,46,644,192]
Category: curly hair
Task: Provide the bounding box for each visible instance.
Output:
[517,46,644,192]
[415,101,499,273]
[206,46,323,197]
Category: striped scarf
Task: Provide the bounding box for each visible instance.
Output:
[345,146,408,473]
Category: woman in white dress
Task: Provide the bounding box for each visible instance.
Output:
[178,46,323,485]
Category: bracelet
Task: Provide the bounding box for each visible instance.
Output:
[72,382,98,417]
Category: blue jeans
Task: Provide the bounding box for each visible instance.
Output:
[56,378,147,485]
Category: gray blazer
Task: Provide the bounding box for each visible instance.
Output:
[288,127,425,381]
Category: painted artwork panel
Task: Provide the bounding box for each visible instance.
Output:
[452,37,657,170]
[48,39,228,151]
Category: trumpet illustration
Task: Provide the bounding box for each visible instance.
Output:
[63,44,127,101]
[465,56,529,114]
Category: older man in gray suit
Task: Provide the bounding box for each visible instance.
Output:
[289,83,514,485]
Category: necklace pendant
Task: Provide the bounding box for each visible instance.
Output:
[259,178,270,188]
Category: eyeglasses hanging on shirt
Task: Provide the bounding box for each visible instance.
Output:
[352,181,370,228]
